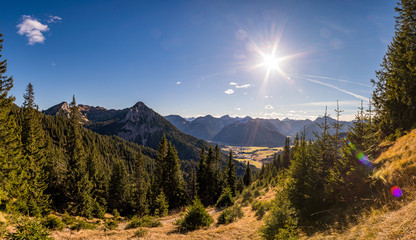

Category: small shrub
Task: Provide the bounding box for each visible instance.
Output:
[112,209,120,220]
[62,211,75,225]
[216,188,234,208]
[217,204,244,225]
[252,200,271,219]
[260,197,298,240]
[178,198,213,231]
[6,217,52,240]
[93,201,106,219]
[153,192,169,217]
[133,227,148,238]
[104,219,118,230]
[254,189,261,198]
[125,215,161,229]
[70,220,97,231]
[241,188,253,205]
[42,214,65,230]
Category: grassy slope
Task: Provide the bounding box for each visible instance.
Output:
[308,129,416,240]
[50,189,276,240]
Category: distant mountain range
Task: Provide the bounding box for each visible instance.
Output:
[165,114,353,147]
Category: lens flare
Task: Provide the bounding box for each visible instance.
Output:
[391,186,402,198]
[343,137,373,169]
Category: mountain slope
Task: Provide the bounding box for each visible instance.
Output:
[45,101,210,161]
[212,119,287,147]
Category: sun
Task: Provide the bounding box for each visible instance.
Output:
[262,54,280,71]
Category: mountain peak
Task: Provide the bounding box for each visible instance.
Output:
[133,101,146,108]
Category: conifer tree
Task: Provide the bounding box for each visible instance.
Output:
[225,150,236,195]
[243,161,252,186]
[0,30,23,210]
[21,83,49,215]
[108,160,130,213]
[162,143,186,209]
[372,0,416,137]
[187,162,198,201]
[131,148,149,216]
[152,134,168,199]
[282,137,291,169]
[66,95,93,217]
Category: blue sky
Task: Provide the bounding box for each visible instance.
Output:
[1,0,396,120]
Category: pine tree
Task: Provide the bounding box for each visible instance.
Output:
[152,134,168,199]
[225,150,236,195]
[20,83,49,215]
[187,162,198,201]
[162,143,186,209]
[243,161,252,186]
[0,30,23,210]
[372,0,416,137]
[66,95,93,217]
[131,147,149,216]
[282,137,291,169]
[108,160,130,213]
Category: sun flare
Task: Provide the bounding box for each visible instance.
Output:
[262,54,279,71]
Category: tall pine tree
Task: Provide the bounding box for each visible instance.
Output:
[21,83,49,215]
[66,95,93,217]
[0,29,23,210]
[131,147,149,216]
[372,0,416,137]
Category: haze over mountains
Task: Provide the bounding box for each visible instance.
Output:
[165,114,353,146]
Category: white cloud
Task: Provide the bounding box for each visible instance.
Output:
[224,89,234,94]
[176,81,181,85]
[229,82,238,86]
[236,84,254,89]
[234,107,241,111]
[17,15,49,45]
[47,15,62,23]
[265,105,274,110]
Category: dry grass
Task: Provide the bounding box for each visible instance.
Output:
[308,197,416,240]
[373,129,416,186]
[50,188,278,240]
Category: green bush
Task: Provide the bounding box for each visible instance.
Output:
[42,214,65,230]
[252,200,271,219]
[112,209,120,220]
[217,204,244,225]
[125,215,161,229]
[260,197,298,240]
[241,188,253,205]
[70,219,97,231]
[177,198,213,231]
[216,188,234,208]
[6,217,52,240]
[133,227,148,238]
[104,219,118,230]
[153,191,169,217]
[62,211,75,225]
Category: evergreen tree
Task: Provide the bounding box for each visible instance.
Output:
[20,83,49,215]
[187,162,198,201]
[372,0,416,137]
[152,134,168,199]
[162,143,186,209]
[243,161,252,186]
[66,95,93,217]
[282,137,291,169]
[131,147,149,216]
[225,150,236,195]
[0,30,23,210]
[108,160,130,213]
